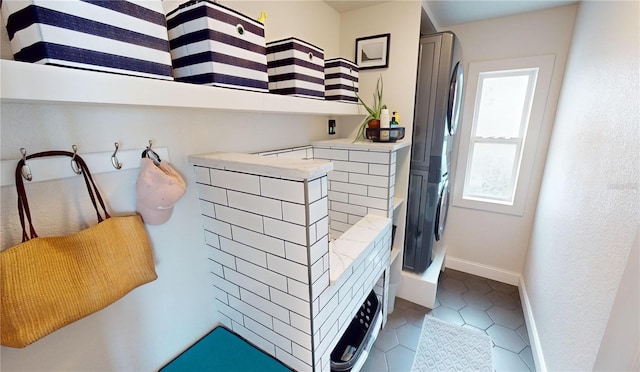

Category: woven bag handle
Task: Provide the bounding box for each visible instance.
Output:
[14,151,111,242]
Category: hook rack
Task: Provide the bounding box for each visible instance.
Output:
[1,144,170,187]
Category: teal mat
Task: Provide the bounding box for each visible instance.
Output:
[160,327,292,372]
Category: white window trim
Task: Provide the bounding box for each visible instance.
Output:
[452,55,556,216]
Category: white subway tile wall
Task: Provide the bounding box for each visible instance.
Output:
[251,145,396,364]
[211,169,261,194]
[216,204,264,233]
[253,144,398,239]
[285,241,309,265]
[228,190,283,219]
[261,177,306,204]
[194,154,393,371]
[313,223,391,369]
[313,147,397,240]
[195,165,319,370]
[199,199,215,218]
[257,145,314,160]
[313,148,349,161]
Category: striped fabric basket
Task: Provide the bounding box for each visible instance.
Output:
[324,58,359,103]
[1,0,174,80]
[266,37,325,99]
[165,0,269,92]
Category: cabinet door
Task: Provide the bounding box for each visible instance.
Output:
[403,171,439,273]
[410,35,441,171]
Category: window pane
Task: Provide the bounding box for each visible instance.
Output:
[475,73,531,138]
[464,142,517,202]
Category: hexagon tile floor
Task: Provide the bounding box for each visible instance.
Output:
[360,269,535,372]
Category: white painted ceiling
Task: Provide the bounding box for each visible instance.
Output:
[424,0,577,27]
[323,1,388,13]
[324,0,577,27]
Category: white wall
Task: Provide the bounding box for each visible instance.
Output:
[0,1,424,369]
[339,1,422,252]
[440,5,577,277]
[225,0,342,58]
[0,2,343,370]
[165,0,342,58]
[339,1,421,141]
[0,109,333,371]
[523,1,639,370]
[594,227,639,371]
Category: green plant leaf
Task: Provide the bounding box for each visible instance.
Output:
[352,75,385,141]
[354,75,384,120]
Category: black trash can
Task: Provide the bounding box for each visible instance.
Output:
[330,290,381,371]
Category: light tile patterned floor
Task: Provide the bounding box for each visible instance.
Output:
[360,269,535,371]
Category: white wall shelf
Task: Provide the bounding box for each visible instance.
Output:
[391,246,402,264]
[390,196,405,265]
[393,196,404,214]
[0,60,363,116]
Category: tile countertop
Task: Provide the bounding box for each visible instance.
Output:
[329,214,392,284]
[188,152,333,181]
[311,138,411,152]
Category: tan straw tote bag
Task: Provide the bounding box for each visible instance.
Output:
[1,151,157,348]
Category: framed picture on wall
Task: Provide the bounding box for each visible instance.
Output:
[355,33,390,70]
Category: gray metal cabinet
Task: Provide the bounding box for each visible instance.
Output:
[403,32,456,273]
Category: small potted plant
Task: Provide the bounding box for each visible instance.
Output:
[354,75,384,141]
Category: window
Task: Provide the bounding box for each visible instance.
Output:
[464,69,537,204]
[453,55,555,215]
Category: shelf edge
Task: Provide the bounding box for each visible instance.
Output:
[391,247,402,264]
[392,196,405,214]
[1,60,362,116]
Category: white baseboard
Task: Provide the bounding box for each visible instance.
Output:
[444,256,521,285]
[519,277,547,372]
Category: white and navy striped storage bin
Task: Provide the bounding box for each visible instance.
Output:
[1,0,173,80]
[266,37,325,99]
[165,0,268,92]
[324,58,359,103]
